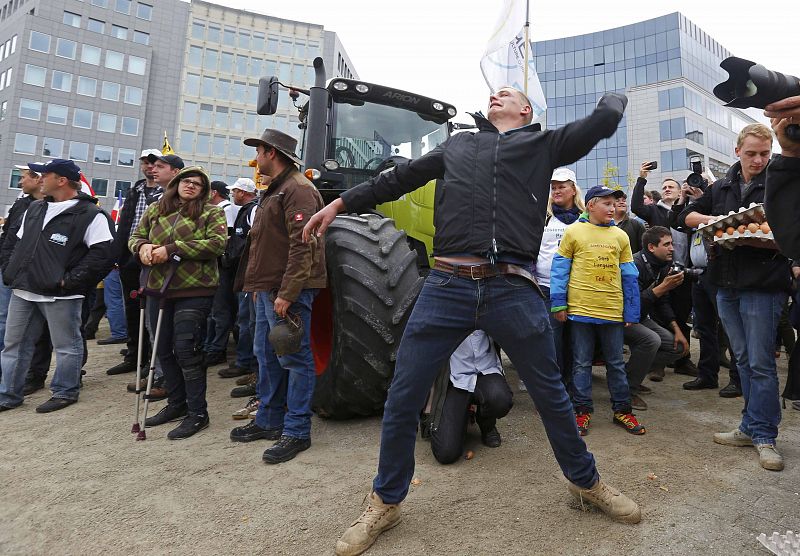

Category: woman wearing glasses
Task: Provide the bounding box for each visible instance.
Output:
[129,166,227,439]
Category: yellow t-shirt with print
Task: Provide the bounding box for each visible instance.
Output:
[557,221,633,322]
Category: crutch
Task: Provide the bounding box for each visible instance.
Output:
[130,267,150,434]
[135,253,182,441]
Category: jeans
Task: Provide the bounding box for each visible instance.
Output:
[103,268,128,339]
[571,321,631,414]
[253,289,318,438]
[205,265,236,353]
[373,270,598,504]
[693,274,739,385]
[148,296,212,417]
[540,285,572,388]
[0,271,13,356]
[624,317,684,391]
[716,288,784,444]
[0,295,83,407]
[235,292,256,370]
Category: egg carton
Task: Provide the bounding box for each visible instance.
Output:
[757,530,800,556]
[712,229,776,249]
[698,202,767,239]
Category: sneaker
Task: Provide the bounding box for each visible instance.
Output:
[235,372,257,386]
[231,384,256,398]
[35,397,76,413]
[713,428,753,447]
[647,367,665,382]
[613,412,646,435]
[23,378,46,396]
[107,359,136,375]
[719,382,742,398]
[232,397,259,420]
[673,359,699,376]
[683,377,718,390]
[218,364,250,379]
[335,491,402,556]
[205,351,227,367]
[636,384,652,395]
[262,435,311,464]
[756,444,784,471]
[97,336,129,345]
[630,394,647,411]
[576,413,591,436]
[230,420,282,442]
[567,479,641,523]
[144,404,187,427]
[168,414,210,440]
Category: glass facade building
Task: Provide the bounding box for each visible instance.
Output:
[533,12,755,190]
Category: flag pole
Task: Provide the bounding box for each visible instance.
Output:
[523,0,530,96]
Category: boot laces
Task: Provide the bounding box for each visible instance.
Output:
[354,496,391,528]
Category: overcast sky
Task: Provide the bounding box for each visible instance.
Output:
[219,0,798,124]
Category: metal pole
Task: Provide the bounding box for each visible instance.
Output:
[523,0,530,96]
[304,57,328,173]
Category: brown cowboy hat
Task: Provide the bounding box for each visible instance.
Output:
[243,129,302,165]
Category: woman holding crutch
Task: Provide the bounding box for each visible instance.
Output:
[129,166,227,439]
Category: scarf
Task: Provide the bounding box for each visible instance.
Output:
[552,204,581,225]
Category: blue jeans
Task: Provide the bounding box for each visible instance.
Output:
[204,266,236,353]
[716,288,784,444]
[540,285,571,387]
[570,321,631,414]
[0,270,13,358]
[373,270,598,504]
[253,289,318,438]
[0,295,83,407]
[235,292,255,370]
[103,268,128,339]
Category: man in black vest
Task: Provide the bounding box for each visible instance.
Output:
[0,159,115,412]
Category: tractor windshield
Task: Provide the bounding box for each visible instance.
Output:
[328,100,449,187]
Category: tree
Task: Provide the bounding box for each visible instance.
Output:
[601,161,624,191]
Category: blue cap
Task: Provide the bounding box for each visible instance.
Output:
[28,159,81,182]
[584,185,625,204]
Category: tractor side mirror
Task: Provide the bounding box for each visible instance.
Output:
[257,76,279,115]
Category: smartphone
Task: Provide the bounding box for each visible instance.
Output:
[645,161,658,170]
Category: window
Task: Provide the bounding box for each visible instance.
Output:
[203,48,218,70]
[19,98,42,120]
[73,108,93,128]
[115,181,132,198]
[28,31,50,53]
[13,133,36,154]
[201,76,214,97]
[42,137,64,158]
[182,101,197,124]
[115,0,131,14]
[136,3,152,20]
[105,50,123,70]
[212,135,226,156]
[51,71,72,92]
[121,116,139,135]
[127,55,146,75]
[1,100,8,121]
[77,76,97,96]
[191,20,205,40]
[94,145,112,164]
[91,0,109,6]
[215,106,228,128]
[10,168,23,189]
[111,25,128,40]
[47,104,68,125]
[101,81,120,101]
[223,27,235,46]
[236,54,248,75]
[239,31,251,50]
[199,103,213,126]
[118,148,135,166]
[69,141,89,162]
[87,18,105,34]
[188,45,202,67]
[196,133,210,155]
[63,11,81,27]
[217,79,230,100]
[97,113,117,132]
[133,30,149,45]
[124,86,143,105]
[207,25,221,42]
[81,45,101,65]
[91,178,109,197]
[184,73,200,95]
[56,38,77,59]
[179,130,194,150]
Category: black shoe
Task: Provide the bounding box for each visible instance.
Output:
[97,336,129,345]
[120,348,129,357]
[231,384,256,398]
[145,404,187,427]
[107,359,136,375]
[168,414,209,440]
[683,377,718,390]
[23,379,46,396]
[719,382,742,398]
[674,360,699,377]
[481,427,502,448]
[230,421,282,442]
[0,404,19,411]
[205,351,227,366]
[218,364,250,379]
[35,397,77,413]
[262,435,311,464]
[85,331,96,340]
[792,400,800,411]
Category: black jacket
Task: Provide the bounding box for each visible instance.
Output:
[115,179,163,269]
[2,194,115,296]
[630,177,670,228]
[678,162,791,291]
[633,250,676,327]
[617,216,645,254]
[221,198,257,268]
[765,154,800,259]
[340,93,627,262]
[0,194,37,267]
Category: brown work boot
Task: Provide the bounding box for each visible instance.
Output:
[647,366,665,382]
[567,480,641,524]
[335,492,401,556]
[235,372,257,386]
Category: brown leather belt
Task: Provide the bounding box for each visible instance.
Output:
[432,260,543,298]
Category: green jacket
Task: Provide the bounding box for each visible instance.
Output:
[129,202,227,297]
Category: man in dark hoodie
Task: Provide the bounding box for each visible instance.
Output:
[0,159,115,413]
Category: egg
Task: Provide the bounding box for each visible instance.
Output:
[747,222,760,233]
[737,224,746,234]
[726,226,735,235]
[715,229,724,238]
[760,222,771,233]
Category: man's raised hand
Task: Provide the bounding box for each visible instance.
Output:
[303,198,346,243]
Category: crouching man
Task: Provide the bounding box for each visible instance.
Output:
[0,160,114,412]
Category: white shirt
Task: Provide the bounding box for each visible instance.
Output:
[14,200,114,302]
[448,331,503,393]
[218,199,237,228]
[535,216,570,287]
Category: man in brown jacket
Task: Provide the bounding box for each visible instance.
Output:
[229,129,327,464]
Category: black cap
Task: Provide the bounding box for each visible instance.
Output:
[210,180,229,199]
[155,154,184,169]
[28,159,81,182]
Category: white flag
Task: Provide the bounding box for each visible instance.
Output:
[480,0,546,121]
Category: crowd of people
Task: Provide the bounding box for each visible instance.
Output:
[2,86,800,556]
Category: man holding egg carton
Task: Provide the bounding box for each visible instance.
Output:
[678,123,792,472]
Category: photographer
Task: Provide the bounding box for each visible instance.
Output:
[624,227,688,410]
[679,123,791,472]
[764,95,800,258]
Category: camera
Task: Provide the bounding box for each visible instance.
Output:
[686,155,708,190]
[669,263,704,279]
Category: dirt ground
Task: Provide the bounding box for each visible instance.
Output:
[1,326,798,556]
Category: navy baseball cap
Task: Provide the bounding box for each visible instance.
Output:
[584,185,625,204]
[28,159,81,181]
[155,154,185,169]
[210,180,229,199]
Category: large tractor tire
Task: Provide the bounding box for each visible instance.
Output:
[310,214,424,419]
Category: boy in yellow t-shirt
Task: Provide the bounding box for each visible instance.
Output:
[550,185,643,436]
